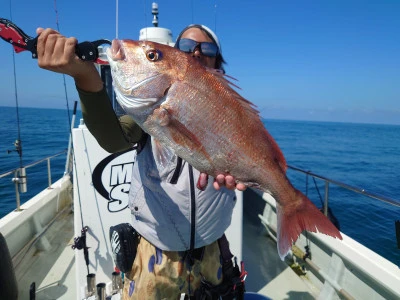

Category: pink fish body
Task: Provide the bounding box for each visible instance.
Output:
[107,39,342,259]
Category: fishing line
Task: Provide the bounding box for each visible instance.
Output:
[214,1,218,33]
[305,171,324,206]
[313,177,324,207]
[143,0,147,40]
[53,0,85,232]
[305,171,309,196]
[191,0,194,24]
[54,0,72,137]
[116,0,119,39]
[8,0,23,168]
[53,1,91,275]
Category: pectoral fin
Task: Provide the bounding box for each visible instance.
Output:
[152,138,175,169]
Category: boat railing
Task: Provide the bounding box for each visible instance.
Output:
[287,165,400,214]
[2,153,398,215]
[0,150,68,212]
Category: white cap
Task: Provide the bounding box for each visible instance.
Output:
[197,25,221,52]
[175,24,222,54]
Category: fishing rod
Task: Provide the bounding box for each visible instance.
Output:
[0,18,111,64]
[0,15,110,208]
[0,16,109,276]
[5,4,27,203]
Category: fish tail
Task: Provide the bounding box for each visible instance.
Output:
[276,189,343,260]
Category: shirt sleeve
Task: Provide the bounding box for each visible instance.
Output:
[77,85,144,153]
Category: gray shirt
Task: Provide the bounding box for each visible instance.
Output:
[129,136,237,251]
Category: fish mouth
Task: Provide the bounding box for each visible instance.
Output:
[106,39,163,107]
[106,39,160,94]
[107,39,125,61]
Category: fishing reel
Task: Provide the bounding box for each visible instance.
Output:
[7,139,22,156]
[72,226,89,251]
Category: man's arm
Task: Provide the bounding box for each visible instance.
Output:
[78,86,144,153]
[35,27,143,153]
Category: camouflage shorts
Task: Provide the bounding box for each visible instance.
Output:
[122,237,223,299]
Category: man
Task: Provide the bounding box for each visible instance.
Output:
[36,24,245,299]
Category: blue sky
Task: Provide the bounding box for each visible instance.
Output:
[0,0,399,124]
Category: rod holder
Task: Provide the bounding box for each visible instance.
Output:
[96,283,106,300]
[112,271,123,294]
[86,273,96,297]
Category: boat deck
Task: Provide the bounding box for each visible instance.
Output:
[17,208,76,300]
[16,203,315,299]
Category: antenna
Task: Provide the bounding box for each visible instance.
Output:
[152,2,159,27]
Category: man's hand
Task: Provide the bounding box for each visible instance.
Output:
[36,28,103,92]
[197,173,247,191]
[213,174,247,191]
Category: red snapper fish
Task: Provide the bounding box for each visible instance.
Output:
[106,39,342,259]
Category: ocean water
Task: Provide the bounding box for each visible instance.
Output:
[0,106,77,215]
[0,106,399,266]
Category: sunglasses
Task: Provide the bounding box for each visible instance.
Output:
[175,38,219,57]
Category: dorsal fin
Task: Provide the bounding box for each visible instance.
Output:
[205,68,287,172]
[204,67,260,117]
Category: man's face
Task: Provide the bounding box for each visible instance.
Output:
[180,28,217,69]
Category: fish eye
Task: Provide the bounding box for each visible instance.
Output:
[146,49,160,62]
